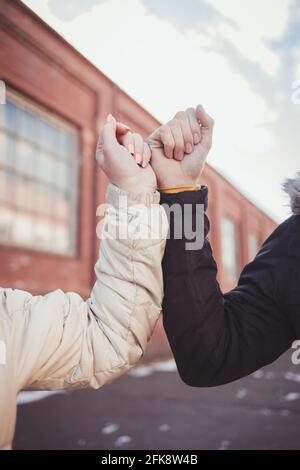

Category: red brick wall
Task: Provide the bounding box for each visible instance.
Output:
[0,0,277,360]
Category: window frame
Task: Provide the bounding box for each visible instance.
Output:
[0,89,80,257]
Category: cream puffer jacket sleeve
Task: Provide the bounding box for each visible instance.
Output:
[0,184,168,450]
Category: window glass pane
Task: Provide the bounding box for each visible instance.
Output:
[35,184,53,217]
[11,213,34,247]
[0,206,13,243]
[3,101,18,132]
[14,178,36,212]
[37,153,55,186]
[19,109,38,143]
[34,218,52,251]
[0,91,79,255]
[0,171,6,202]
[53,192,69,221]
[40,120,60,154]
[15,141,36,178]
[26,182,39,213]
[56,159,70,190]
[5,172,19,206]
[0,102,4,128]
[59,130,73,158]
[52,223,69,253]
[0,132,15,169]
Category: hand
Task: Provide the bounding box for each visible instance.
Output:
[96,114,156,193]
[148,105,214,189]
[118,130,152,168]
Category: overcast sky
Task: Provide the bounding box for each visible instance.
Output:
[22,0,300,222]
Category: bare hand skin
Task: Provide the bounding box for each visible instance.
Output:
[119,131,152,168]
[148,105,214,189]
[96,114,156,193]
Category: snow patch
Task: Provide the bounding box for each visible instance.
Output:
[252,370,264,379]
[128,359,177,378]
[236,388,248,399]
[102,423,120,435]
[114,435,132,447]
[218,440,230,450]
[284,392,300,402]
[17,390,65,405]
[284,371,300,383]
[158,424,170,432]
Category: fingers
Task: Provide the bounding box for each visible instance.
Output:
[131,132,144,165]
[142,142,151,168]
[118,131,135,155]
[160,107,202,161]
[168,118,185,161]
[175,111,194,154]
[159,124,175,159]
[196,104,215,151]
[96,114,118,166]
[96,115,152,171]
[117,129,151,167]
[186,107,201,145]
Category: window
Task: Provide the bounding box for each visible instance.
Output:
[221,218,241,283]
[248,233,261,260]
[0,91,79,255]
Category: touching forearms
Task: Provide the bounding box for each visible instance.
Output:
[87,184,168,385]
[161,189,295,387]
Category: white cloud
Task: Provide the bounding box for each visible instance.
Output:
[48,0,104,21]
[208,0,292,39]
[292,47,300,80]
[207,0,293,76]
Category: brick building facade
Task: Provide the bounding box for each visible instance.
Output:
[0,0,276,359]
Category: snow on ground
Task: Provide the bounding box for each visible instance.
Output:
[17,390,66,405]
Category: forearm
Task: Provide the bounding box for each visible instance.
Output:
[161,189,294,387]
[2,185,167,392]
[87,184,168,380]
[65,184,168,388]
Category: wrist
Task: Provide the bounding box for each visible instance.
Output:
[158,179,199,190]
[107,183,160,208]
[160,184,201,194]
[114,181,156,195]
[109,173,155,194]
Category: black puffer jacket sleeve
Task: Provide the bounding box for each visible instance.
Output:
[161,188,299,387]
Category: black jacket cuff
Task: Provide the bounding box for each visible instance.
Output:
[160,186,208,210]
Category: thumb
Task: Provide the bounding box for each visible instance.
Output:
[196,104,214,150]
[96,114,119,166]
[101,114,119,156]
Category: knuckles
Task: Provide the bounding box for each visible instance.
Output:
[186,106,195,115]
[175,111,185,120]
[169,117,180,127]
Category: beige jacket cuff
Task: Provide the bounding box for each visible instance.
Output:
[106,183,160,208]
